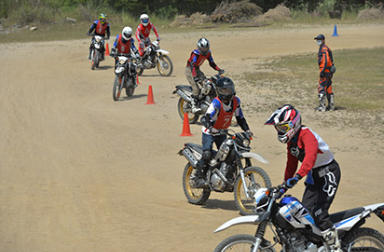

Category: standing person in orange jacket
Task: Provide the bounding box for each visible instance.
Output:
[314,34,336,112]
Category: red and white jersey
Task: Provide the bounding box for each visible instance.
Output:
[285,127,334,181]
[135,23,159,41]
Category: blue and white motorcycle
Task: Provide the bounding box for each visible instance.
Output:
[214,186,384,252]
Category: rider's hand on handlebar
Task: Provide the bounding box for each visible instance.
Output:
[218,69,225,75]
[193,76,200,83]
[246,130,254,138]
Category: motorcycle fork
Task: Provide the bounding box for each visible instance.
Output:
[252,221,268,252]
[237,158,251,199]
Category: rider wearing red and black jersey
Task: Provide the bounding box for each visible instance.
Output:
[135,13,160,57]
[192,77,251,188]
[186,37,224,113]
[265,104,342,252]
[87,13,110,60]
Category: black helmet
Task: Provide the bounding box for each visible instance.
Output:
[216,77,235,104]
[197,37,209,55]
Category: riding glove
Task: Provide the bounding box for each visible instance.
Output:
[286,174,302,188]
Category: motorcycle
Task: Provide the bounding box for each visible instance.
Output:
[111,52,138,101]
[90,35,105,70]
[136,40,173,76]
[178,129,272,216]
[173,74,221,124]
[214,186,384,252]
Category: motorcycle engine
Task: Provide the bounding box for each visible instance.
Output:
[287,233,318,252]
[210,172,225,192]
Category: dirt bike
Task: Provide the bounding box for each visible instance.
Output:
[111,52,138,101]
[136,40,173,76]
[89,35,105,70]
[178,129,272,215]
[214,185,384,252]
[173,74,221,124]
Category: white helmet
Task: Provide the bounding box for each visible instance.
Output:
[197,37,210,55]
[122,26,132,40]
[140,13,149,26]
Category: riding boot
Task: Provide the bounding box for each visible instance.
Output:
[190,161,207,188]
[322,228,342,252]
[191,94,201,113]
[316,93,327,112]
[327,93,335,111]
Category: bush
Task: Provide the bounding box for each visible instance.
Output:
[357,6,384,20]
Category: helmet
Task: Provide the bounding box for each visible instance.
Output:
[197,37,210,55]
[265,104,301,144]
[216,77,235,105]
[122,26,132,41]
[140,13,149,26]
[99,13,107,24]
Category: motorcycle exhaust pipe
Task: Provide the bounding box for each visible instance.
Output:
[176,89,192,102]
[182,148,199,167]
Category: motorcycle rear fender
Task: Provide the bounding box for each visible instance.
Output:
[368,203,384,222]
[241,152,269,164]
[214,215,261,233]
[157,49,169,55]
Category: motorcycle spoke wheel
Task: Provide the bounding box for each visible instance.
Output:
[182,164,210,205]
[234,167,272,215]
[177,98,198,124]
[113,76,124,101]
[214,235,274,252]
[345,228,384,251]
[157,55,173,76]
[91,50,96,70]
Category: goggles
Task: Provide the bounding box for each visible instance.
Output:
[218,87,233,96]
[100,18,106,24]
[275,122,293,134]
[141,18,149,24]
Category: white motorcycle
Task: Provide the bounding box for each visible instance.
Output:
[90,35,105,70]
[214,186,384,251]
[136,40,173,76]
[111,52,138,101]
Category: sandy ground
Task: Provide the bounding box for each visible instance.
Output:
[0,24,383,252]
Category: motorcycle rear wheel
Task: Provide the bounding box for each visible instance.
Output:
[214,234,275,252]
[157,55,173,76]
[177,97,199,124]
[182,163,210,205]
[234,166,272,216]
[343,227,384,251]
[113,75,124,101]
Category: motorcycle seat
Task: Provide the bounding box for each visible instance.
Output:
[329,207,365,224]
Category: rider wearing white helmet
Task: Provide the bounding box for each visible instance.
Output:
[135,13,160,57]
[111,26,139,66]
[265,104,342,252]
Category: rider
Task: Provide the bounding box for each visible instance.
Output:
[111,27,140,67]
[135,13,160,60]
[186,37,224,113]
[315,34,335,111]
[192,77,252,188]
[87,13,110,60]
[265,104,342,252]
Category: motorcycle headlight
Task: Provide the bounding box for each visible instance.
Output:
[115,67,124,74]
[94,44,100,49]
[242,138,250,147]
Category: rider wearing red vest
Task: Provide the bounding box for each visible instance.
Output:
[191,77,252,188]
[87,13,110,60]
[135,13,160,57]
[111,27,139,67]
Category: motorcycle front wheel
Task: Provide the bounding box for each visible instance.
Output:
[343,227,384,251]
[177,97,199,124]
[182,163,210,205]
[157,55,173,76]
[234,166,272,215]
[125,77,135,97]
[113,75,124,101]
[214,234,275,252]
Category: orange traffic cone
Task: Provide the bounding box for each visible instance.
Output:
[180,113,192,136]
[105,42,110,56]
[146,85,155,104]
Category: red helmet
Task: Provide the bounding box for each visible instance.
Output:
[265,104,301,143]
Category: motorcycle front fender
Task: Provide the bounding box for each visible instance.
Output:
[157,49,169,55]
[214,215,261,233]
[241,152,269,164]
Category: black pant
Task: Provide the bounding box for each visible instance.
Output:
[302,160,341,231]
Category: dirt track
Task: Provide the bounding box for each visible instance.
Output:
[0,24,383,252]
